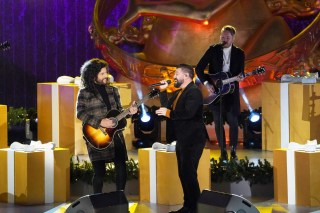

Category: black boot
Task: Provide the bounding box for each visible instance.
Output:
[220,148,228,162]
[230,146,238,160]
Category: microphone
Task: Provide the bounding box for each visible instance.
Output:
[220,41,227,46]
[149,80,171,87]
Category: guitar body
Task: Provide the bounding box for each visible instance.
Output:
[202,72,236,105]
[81,89,159,150]
[197,67,266,105]
[83,109,127,150]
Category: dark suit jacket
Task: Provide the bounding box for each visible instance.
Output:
[160,82,206,146]
[195,44,245,115]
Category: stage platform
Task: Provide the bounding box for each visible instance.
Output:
[1,143,320,213]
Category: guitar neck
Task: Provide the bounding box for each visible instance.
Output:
[222,72,253,85]
[115,96,148,121]
[222,76,239,85]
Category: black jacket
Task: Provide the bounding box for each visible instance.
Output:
[160,82,206,146]
[195,44,245,115]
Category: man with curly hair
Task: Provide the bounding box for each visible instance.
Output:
[76,58,137,193]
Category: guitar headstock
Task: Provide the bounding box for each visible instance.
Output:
[252,66,266,75]
[148,88,160,99]
[0,41,10,51]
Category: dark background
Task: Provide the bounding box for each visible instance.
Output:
[0,0,99,108]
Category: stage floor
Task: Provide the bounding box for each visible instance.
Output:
[1,142,320,213]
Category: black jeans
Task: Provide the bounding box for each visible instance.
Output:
[92,137,127,193]
[176,140,205,210]
[212,109,238,148]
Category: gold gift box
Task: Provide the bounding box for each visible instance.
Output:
[139,148,211,205]
[0,148,70,205]
[0,105,7,148]
[274,149,320,206]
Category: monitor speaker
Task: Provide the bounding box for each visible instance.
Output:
[65,190,128,213]
[197,190,259,213]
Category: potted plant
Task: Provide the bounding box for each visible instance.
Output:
[7,107,37,145]
[210,157,274,198]
[70,158,139,196]
[238,157,274,197]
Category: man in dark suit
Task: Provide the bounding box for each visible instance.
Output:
[195,25,245,161]
[156,64,206,213]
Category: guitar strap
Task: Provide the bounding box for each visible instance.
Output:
[112,87,125,143]
[112,87,121,110]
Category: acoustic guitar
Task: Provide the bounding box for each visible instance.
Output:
[83,89,159,150]
[198,66,265,105]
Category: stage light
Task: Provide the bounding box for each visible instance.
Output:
[202,20,209,25]
[248,109,262,134]
[132,105,161,148]
[249,111,261,123]
[242,108,262,149]
[140,105,151,123]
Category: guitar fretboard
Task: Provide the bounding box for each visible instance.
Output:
[115,91,158,121]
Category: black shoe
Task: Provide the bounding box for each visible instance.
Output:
[220,148,228,163]
[169,206,190,213]
[230,146,238,160]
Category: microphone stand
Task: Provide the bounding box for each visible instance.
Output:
[219,44,226,163]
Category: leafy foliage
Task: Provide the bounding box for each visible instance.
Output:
[70,156,273,186]
[211,158,243,183]
[238,157,273,186]
[70,158,94,184]
[8,107,28,126]
[210,157,273,185]
[8,107,37,127]
[70,158,139,185]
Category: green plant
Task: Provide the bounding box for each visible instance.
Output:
[210,158,243,183]
[70,158,94,184]
[210,156,273,185]
[7,107,37,127]
[70,156,273,186]
[8,107,28,127]
[238,156,273,186]
[70,158,139,184]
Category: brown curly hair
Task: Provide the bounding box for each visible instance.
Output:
[80,58,108,93]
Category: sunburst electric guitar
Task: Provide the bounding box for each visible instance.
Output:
[83,89,159,150]
[198,66,265,105]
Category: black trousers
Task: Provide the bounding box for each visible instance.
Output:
[91,138,127,194]
[176,140,205,210]
[212,109,238,148]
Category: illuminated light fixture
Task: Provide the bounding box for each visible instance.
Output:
[249,111,261,123]
[238,88,262,149]
[244,108,262,149]
[132,105,161,148]
[203,20,209,25]
[140,105,151,123]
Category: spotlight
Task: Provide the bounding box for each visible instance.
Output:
[248,110,262,134]
[249,111,261,123]
[202,20,209,25]
[140,113,150,123]
[132,105,160,148]
[137,112,155,133]
[243,108,262,149]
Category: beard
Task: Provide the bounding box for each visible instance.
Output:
[174,78,183,88]
[95,78,108,85]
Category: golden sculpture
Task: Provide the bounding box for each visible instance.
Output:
[92,0,319,90]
